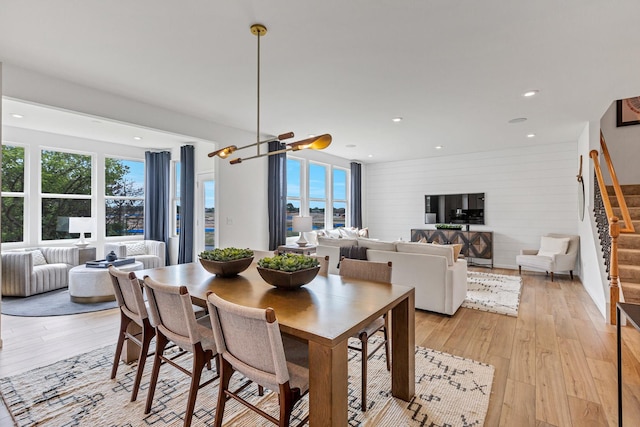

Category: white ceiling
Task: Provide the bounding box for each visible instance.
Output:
[2,1,640,163]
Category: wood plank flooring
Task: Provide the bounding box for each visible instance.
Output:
[1,267,639,426]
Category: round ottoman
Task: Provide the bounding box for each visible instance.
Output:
[68,261,144,303]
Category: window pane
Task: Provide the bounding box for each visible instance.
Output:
[175,162,181,198]
[1,197,24,242]
[2,145,24,192]
[310,201,325,230]
[333,168,347,200]
[204,180,215,250]
[41,150,91,195]
[333,202,346,228]
[176,200,181,235]
[105,158,145,197]
[42,199,91,240]
[287,158,301,198]
[105,199,144,236]
[286,199,300,237]
[309,164,326,199]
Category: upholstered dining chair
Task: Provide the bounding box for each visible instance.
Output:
[338,257,393,411]
[317,255,330,276]
[142,276,218,427]
[108,266,155,402]
[206,292,310,427]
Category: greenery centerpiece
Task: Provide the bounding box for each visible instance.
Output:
[256,253,320,289]
[198,247,254,277]
[435,223,464,230]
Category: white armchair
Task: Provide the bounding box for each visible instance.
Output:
[104,240,166,269]
[516,234,579,281]
[1,247,80,296]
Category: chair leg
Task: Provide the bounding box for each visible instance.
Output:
[360,332,368,412]
[131,321,154,402]
[278,384,295,427]
[551,272,554,282]
[518,266,522,275]
[570,270,574,280]
[111,312,131,379]
[214,359,234,427]
[145,332,168,414]
[183,344,207,427]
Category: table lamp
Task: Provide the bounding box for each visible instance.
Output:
[292,216,313,247]
[68,217,95,248]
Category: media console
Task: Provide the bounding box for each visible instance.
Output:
[411,228,493,268]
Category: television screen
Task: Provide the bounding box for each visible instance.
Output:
[425,193,485,225]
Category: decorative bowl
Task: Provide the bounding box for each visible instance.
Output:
[256,266,320,289]
[198,256,254,277]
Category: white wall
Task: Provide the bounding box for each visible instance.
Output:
[600,100,640,185]
[365,141,579,270]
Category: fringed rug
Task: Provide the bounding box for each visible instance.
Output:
[0,338,494,427]
[464,271,522,317]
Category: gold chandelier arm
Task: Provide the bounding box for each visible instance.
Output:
[288,134,332,151]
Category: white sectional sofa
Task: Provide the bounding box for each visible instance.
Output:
[317,237,467,315]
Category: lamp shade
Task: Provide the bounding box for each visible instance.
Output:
[292,216,313,233]
[68,217,95,234]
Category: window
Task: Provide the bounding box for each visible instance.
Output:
[286,158,302,237]
[105,157,144,237]
[1,144,26,243]
[41,149,92,241]
[286,156,350,233]
[203,179,215,250]
[174,161,181,235]
[333,168,348,227]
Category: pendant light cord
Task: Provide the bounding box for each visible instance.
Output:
[256,27,261,156]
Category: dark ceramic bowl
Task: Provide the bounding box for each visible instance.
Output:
[256,266,320,289]
[198,256,254,277]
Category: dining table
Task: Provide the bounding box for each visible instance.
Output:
[134,261,415,427]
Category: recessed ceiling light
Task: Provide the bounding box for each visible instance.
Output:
[508,117,527,124]
[368,154,374,158]
[392,117,403,122]
[345,144,356,148]
[523,90,539,97]
[434,145,443,150]
[133,136,143,141]
[527,133,536,138]
[11,113,24,119]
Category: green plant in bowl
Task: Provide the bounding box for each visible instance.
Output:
[257,254,320,289]
[198,247,254,277]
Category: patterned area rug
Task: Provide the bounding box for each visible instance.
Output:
[0,338,494,427]
[464,271,523,317]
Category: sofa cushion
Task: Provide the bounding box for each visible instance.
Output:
[318,236,358,247]
[31,250,48,266]
[395,241,455,266]
[538,236,570,257]
[125,241,147,256]
[357,237,396,252]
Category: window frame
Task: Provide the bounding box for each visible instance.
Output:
[1,142,29,246]
[103,155,145,239]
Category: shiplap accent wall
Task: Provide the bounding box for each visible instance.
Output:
[365,141,578,270]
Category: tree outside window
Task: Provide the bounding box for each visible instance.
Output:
[1,144,26,243]
[105,158,145,237]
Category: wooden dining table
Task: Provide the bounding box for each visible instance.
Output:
[134,261,415,426]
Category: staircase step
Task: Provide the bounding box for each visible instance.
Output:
[619,265,640,281]
[618,234,640,249]
[610,195,640,208]
[622,281,640,305]
[618,248,640,263]
[612,207,640,221]
[607,185,640,196]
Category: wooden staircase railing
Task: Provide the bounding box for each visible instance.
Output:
[590,131,635,324]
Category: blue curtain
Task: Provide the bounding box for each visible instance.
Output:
[268,141,287,250]
[144,151,171,265]
[350,162,362,228]
[178,145,195,264]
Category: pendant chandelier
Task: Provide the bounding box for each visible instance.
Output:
[208,24,332,164]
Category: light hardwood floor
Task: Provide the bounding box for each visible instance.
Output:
[1,267,639,426]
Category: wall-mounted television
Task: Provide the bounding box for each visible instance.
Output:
[424,193,485,225]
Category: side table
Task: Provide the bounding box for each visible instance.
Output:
[277,244,317,255]
[78,246,97,264]
[616,302,640,427]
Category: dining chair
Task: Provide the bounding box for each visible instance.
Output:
[108,265,155,402]
[142,276,218,427]
[206,292,310,427]
[317,255,330,276]
[338,257,392,411]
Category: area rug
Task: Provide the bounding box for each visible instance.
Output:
[0,338,494,427]
[1,288,118,317]
[464,271,522,317]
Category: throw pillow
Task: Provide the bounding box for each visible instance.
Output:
[418,237,427,243]
[357,227,369,238]
[125,241,147,256]
[326,229,341,239]
[31,250,48,266]
[538,236,570,258]
[339,227,359,239]
[451,243,463,261]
